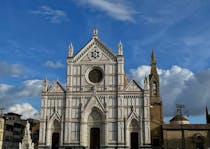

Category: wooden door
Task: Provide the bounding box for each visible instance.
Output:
[52,132,59,149]
[90,128,100,149]
[131,132,138,149]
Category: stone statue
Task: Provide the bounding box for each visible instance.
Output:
[19,121,34,149]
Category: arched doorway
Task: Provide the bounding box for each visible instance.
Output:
[193,134,204,149]
[88,108,104,149]
[129,119,139,149]
[51,119,61,149]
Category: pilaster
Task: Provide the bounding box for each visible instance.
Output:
[117,41,124,91]
[66,57,74,91]
[143,76,151,145]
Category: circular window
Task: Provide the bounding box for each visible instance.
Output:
[88,68,103,83]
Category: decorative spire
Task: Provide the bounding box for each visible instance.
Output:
[43,79,48,92]
[144,75,148,84]
[144,75,148,90]
[118,41,123,55]
[68,42,73,57]
[93,27,98,38]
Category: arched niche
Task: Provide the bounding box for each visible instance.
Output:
[51,119,61,149]
[87,107,105,148]
[153,81,157,96]
[88,107,103,123]
[128,119,140,149]
[46,118,61,148]
[129,119,139,132]
[52,119,61,133]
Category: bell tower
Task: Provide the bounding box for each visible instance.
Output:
[149,50,163,148]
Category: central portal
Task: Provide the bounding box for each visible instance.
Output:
[90,128,100,149]
[131,132,138,149]
[52,132,59,149]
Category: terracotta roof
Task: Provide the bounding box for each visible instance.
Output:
[162,124,210,130]
[170,114,189,122]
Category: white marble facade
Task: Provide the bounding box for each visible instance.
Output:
[38,28,151,149]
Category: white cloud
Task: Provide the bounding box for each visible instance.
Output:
[129,65,210,117]
[16,80,43,97]
[176,70,210,115]
[31,6,69,23]
[7,103,40,119]
[44,60,64,68]
[0,79,42,106]
[0,62,24,77]
[129,65,151,86]
[76,0,137,22]
[0,84,13,95]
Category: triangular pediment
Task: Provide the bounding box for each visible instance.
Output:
[125,80,143,92]
[127,109,140,127]
[73,38,117,63]
[127,110,140,121]
[49,110,61,122]
[81,95,106,121]
[48,81,66,93]
[83,95,105,113]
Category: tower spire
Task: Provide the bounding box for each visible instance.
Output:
[150,50,157,74]
[151,49,156,65]
[149,50,159,97]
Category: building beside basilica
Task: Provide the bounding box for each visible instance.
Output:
[38,28,163,149]
[162,108,210,149]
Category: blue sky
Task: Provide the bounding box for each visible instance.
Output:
[0,0,210,123]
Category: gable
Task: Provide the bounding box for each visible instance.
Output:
[127,109,140,127]
[73,38,117,63]
[83,95,105,113]
[81,95,106,122]
[125,80,142,92]
[49,110,61,122]
[79,49,111,62]
[48,81,66,93]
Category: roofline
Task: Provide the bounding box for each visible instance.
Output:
[5,112,22,116]
[162,124,210,130]
[71,37,117,62]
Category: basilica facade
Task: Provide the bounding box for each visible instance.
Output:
[38,28,158,149]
